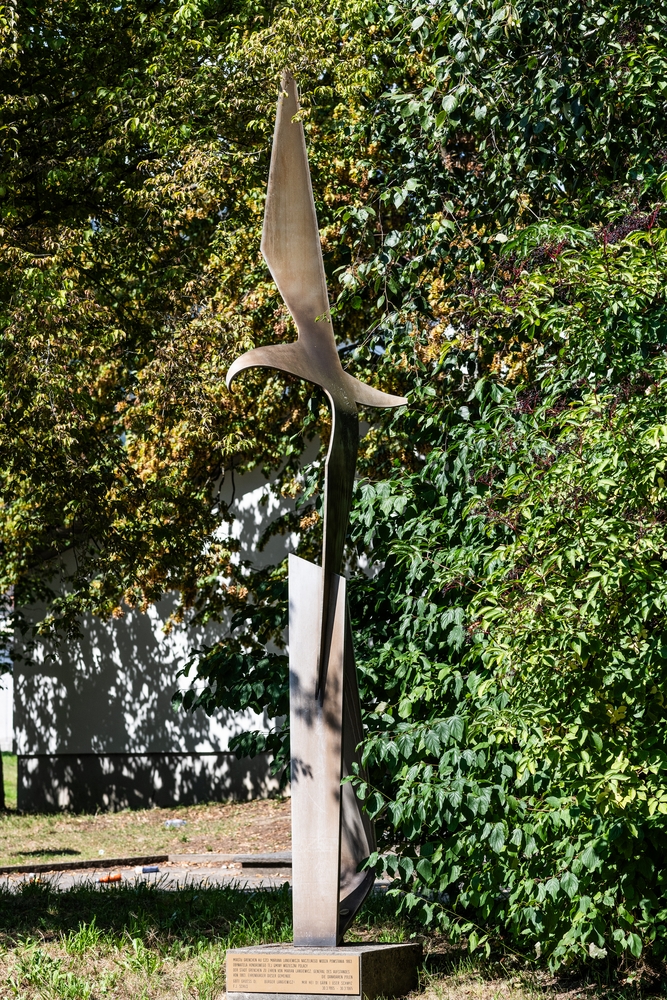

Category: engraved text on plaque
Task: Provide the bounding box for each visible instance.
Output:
[226,952,361,995]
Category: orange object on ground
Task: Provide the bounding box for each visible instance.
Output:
[99,871,122,883]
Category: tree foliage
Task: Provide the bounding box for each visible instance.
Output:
[335,0,667,969]
[0,0,406,632]
[351,228,667,967]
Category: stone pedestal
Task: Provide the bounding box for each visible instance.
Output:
[225,942,421,1000]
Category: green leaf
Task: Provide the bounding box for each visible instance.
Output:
[489,823,506,852]
[581,846,599,870]
[561,872,579,898]
[416,857,432,880]
[627,933,642,958]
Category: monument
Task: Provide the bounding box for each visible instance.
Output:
[225,71,420,1000]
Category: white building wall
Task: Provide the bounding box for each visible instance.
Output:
[12,457,308,810]
[0,672,12,752]
[14,596,263,756]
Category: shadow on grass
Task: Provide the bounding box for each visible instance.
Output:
[0,879,294,950]
[2,882,664,999]
[0,881,422,945]
[14,849,82,858]
[0,880,426,953]
[419,952,667,1000]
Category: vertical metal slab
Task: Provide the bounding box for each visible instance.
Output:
[289,553,345,947]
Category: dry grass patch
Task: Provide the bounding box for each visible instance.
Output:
[414,959,667,1000]
[418,964,537,1000]
[0,797,291,867]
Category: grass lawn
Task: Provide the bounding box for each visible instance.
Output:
[0,796,291,867]
[0,800,663,998]
[0,880,658,1000]
[1,754,16,811]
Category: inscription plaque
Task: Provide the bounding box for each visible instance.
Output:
[226,952,360,995]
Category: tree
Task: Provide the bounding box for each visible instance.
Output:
[0,0,407,637]
[336,0,667,968]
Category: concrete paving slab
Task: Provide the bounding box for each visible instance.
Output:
[0,861,292,892]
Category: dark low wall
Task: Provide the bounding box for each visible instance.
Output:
[17,752,279,813]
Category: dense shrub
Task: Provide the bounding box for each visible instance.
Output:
[339,0,667,967]
[351,229,667,966]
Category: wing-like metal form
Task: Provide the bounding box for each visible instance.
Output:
[226,69,406,413]
[227,343,407,411]
[226,71,406,688]
[260,69,331,360]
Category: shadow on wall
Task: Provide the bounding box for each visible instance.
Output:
[215,455,312,571]
[14,459,308,758]
[14,598,262,756]
[18,752,279,813]
[13,459,307,811]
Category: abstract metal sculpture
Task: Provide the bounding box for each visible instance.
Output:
[227,70,407,947]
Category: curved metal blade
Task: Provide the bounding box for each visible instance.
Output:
[227,345,407,410]
[226,342,318,389]
[261,70,334,350]
[259,70,407,411]
[344,372,407,409]
[229,70,407,413]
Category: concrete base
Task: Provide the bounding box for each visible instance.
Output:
[17,752,280,812]
[225,942,421,1000]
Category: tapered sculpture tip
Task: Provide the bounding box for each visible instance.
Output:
[281,67,294,91]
